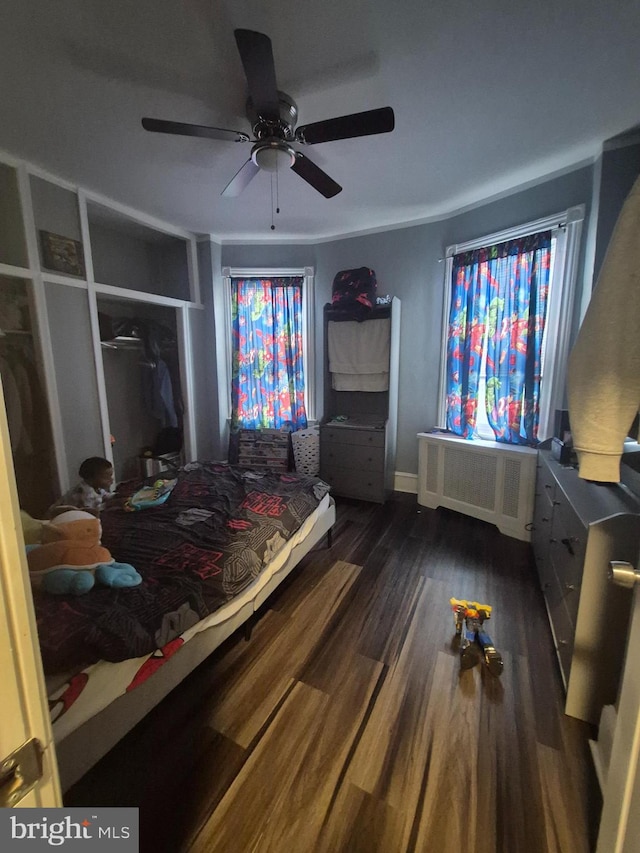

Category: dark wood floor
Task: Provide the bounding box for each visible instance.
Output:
[65,493,601,852]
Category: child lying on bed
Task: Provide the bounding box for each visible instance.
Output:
[47,456,115,518]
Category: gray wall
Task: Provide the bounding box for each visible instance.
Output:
[214,165,594,477]
[90,225,156,292]
[313,165,594,474]
[0,164,28,267]
[221,244,317,269]
[593,137,640,283]
[42,163,597,488]
[190,240,221,461]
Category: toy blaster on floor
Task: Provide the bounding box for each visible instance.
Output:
[450,598,503,677]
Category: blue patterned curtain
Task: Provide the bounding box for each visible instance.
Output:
[446,232,551,445]
[231,277,308,431]
[446,251,489,438]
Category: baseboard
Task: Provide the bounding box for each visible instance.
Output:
[394,471,418,494]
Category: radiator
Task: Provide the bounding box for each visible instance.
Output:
[417,432,537,541]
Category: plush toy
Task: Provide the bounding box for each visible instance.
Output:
[27,510,141,595]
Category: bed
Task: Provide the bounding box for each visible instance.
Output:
[31,461,335,791]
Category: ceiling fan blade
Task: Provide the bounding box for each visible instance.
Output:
[295,106,395,144]
[221,159,261,197]
[291,153,342,198]
[234,29,280,122]
[142,117,250,143]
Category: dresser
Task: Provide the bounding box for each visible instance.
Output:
[319,298,400,503]
[320,419,387,502]
[532,445,640,724]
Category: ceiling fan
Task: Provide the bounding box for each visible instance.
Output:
[141,29,395,199]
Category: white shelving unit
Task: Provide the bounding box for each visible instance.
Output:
[0,150,204,503]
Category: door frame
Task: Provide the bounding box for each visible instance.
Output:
[0,378,61,806]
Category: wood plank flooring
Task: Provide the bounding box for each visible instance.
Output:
[65,493,601,852]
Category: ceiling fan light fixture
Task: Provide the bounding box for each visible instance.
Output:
[251,140,296,172]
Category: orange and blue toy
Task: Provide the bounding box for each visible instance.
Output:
[450,598,503,677]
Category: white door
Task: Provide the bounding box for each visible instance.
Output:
[596,564,640,852]
[0,379,61,807]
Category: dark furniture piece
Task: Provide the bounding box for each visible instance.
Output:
[532,443,640,724]
[319,299,400,503]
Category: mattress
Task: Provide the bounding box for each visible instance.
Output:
[48,492,332,742]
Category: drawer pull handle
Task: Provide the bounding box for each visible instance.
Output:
[542,516,550,523]
[544,484,552,490]
[561,537,575,555]
[553,500,561,506]
[559,639,568,646]
[564,583,576,591]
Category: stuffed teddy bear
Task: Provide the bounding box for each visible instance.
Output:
[26,509,141,595]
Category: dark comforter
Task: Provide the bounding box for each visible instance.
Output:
[33,463,329,673]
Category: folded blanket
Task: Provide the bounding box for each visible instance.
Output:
[332,372,389,391]
[328,318,390,375]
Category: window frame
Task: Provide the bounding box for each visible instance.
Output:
[221,266,316,424]
[436,205,584,442]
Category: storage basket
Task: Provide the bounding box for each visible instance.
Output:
[291,426,320,476]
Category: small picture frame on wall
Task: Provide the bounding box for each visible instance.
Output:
[39,230,86,277]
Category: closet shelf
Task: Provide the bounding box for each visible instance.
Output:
[100,336,143,350]
[0,328,32,338]
[100,335,176,352]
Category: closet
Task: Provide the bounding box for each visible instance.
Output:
[98,298,183,481]
[319,298,400,502]
[0,275,56,515]
[0,153,204,510]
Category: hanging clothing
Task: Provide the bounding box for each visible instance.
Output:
[568,175,640,482]
[142,358,178,428]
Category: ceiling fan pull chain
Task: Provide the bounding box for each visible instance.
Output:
[270,174,276,231]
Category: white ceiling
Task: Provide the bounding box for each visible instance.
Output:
[2,0,640,242]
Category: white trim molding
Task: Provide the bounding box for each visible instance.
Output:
[394,471,418,494]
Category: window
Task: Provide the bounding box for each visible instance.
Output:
[222,267,315,430]
[437,207,584,444]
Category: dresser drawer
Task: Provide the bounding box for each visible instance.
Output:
[535,459,556,512]
[548,593,575,684]
[552,495,587,555]
[544,557,581,631]
[549,504,586,586]
[321,427,385,448]
[531,495,553,567]
[320,464,385,502]
[321,441,384,471]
